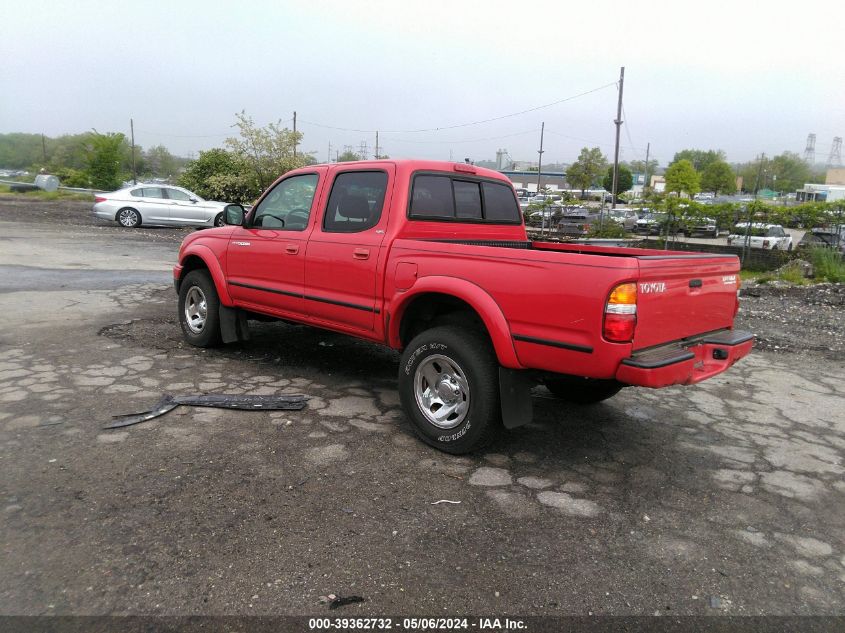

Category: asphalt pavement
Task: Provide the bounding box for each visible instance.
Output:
[0,199,843,617]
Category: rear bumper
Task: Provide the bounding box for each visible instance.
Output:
[615,329,753,388]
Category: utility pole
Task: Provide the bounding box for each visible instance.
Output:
[611,66,625,210]
[754,153,766,197]
[536,122,545,194]
[375,131,379,159]
[643,142,650,195]
[41,134,47,164]
[293,111,297,158]
[130,119,137,185]
[327,142,332,163]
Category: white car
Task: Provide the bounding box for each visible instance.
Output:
[92,184,230,229]
[727,223,793,250]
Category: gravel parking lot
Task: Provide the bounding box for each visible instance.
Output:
[1,198,843,617]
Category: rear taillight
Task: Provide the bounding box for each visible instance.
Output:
[604,282,637,343]
[94,196,107,203]
[763,240,771,248]
[734,274,741,316]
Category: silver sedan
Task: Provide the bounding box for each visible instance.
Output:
[92,184,229,228]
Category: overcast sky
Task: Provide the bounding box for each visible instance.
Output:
[2,0,843,167]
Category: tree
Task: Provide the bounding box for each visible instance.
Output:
[144,145,179,178]
[602,164,633,201]
[224,111,311,190]
[671,149,725,172]
[337,150,362,162]
[566,147,607,196]
[626,158,659,175]
[767,151,813,193]
[700,160,737,196]
[664,159,700,197]
[178,148,256,204]
[85,132,125,190]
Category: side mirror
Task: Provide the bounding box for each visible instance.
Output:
[224,204,245,226]
[189,197,198,203]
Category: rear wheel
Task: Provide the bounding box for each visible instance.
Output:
[178,270,221,347]
[544,375,623,404]
[117,207,141,228]
[214,212,225,227]
[398,326,500,454]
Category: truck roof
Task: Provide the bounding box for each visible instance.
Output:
[306,159,511,182]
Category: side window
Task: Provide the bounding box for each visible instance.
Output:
[454,180,482,219]
[165,188,191,201]
[410,175,454,218]
[323,171,388,233]
[482,182,520,222]
[130,188,144,198]
[252,173,319,230]
[142,187,164,199]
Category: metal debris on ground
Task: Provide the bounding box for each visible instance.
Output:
[103,393,309,429]
[430,499,462,505]
[328,595,365,610]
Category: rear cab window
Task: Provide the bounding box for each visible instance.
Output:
[409,173,520,224]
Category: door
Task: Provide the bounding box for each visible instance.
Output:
[304,168,393,331]
[165,187,213,226]
[133,187,172,223]
[226,171,325,317]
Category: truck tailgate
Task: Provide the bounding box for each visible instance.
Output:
[633,255,739,350]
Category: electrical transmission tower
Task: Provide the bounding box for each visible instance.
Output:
[827,137,842,167]
[803,133,816,164]
[358,141,369,160]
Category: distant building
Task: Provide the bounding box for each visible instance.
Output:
[650,175,666,193]
[826,168,845,186]
[500,170,568,193]
[796,183,845,202]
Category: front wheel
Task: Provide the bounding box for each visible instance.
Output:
[214,212,225,227]
[544,376,623,404]
[117,207,141,228]
[398,326,501,454]
[177,270,222,347]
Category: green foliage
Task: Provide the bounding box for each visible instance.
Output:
[776,263,807,285]
[671,149,725,171]
[700,160,736,195]
[53,167,90,188]
[736,152,813,194]
[809,248,845,283]
[225,111,312,189]
[601,164,633,197]
[85,132,125,191]
[566,147,608,194]
[178,148,256,204]
[664,159,700,197]
[143,145,180,178]
[586,219,626,238]
[337,150,362,162]
[625,158,659,176]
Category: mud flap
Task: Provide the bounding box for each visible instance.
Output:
[498,367,533,429]
[219,305,250,343]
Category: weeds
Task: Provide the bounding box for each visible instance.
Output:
[809,247,845,283]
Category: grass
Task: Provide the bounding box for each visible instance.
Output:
[809,247,845,283]
[0,185,94,201]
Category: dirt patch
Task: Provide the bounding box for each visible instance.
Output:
[737,283,844,358]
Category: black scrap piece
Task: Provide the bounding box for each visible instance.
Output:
[104,393,309,429]
[328,596,365,610]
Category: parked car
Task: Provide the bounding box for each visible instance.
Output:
[797,227,845,254]
[173,159,752,454]
[557,209,602,236]
[92,184,231,229]
[727,223,793,250]
[607,208,639,231]
[683,216,719,238]
[634,212,671,235]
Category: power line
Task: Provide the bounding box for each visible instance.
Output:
[297,81,617,134]
[380,129,537,145]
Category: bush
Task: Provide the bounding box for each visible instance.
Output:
[586,220,626,239]
[809,247,845,283]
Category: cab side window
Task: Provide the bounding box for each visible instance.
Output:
[323,171,388,233]
[165,188,191,201]
[252,174,319,230]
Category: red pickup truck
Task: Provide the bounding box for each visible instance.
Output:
[173,159,753,453]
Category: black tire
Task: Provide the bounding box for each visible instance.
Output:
[116,207,141,228]
[544,375,623,404]
[787,242,793,252]
[398,326,500,454]
[177,270,222,347]
[214,212,225,227]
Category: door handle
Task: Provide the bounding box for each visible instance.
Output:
[285,245,300,255]
[353,248,370,260]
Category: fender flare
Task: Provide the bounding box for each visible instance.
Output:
[178,244,234,306]
[387,276,522,369]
